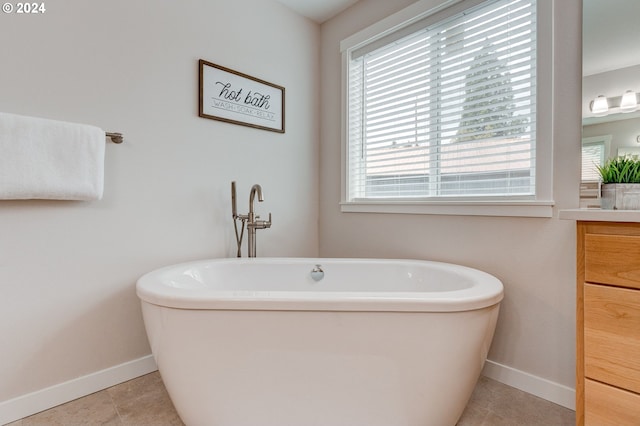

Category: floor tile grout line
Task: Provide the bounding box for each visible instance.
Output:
[106,387,124,425]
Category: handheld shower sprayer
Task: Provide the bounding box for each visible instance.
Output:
[232,181,237,219]
[231,181,246,257]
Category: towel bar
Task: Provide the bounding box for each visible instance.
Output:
[106,132,123,144]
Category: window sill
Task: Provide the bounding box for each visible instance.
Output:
[340,200,555,218]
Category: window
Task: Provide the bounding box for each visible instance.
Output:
[581,137,608,182]
[580,135,609,206]
[341,0,552,217]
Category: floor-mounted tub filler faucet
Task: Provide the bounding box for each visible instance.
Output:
[231,181,272,257]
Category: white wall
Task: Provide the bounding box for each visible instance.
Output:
[0,0,319,409]
[320,0,582,401]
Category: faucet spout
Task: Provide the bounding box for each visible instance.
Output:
[245,183,271,257]
[249,184,264,216]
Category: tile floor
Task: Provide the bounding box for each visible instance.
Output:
[6,372,575,426]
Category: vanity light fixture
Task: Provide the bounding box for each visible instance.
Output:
[590,95,609,116]
[620,90,638,112]
[590,91,640,116]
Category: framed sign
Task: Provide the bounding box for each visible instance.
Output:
[199,59,285,133]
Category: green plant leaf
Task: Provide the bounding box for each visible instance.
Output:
[597,155,640,183]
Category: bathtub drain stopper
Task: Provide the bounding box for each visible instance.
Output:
[310,264,324,281]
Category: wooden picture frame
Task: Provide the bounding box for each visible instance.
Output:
[199,59,285,133]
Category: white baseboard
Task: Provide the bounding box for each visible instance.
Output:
[0,355,157,426]
[482,359,576,410]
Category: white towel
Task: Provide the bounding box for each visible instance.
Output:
[0,112,105,200]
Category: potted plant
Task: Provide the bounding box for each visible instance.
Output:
[597,155,640,210]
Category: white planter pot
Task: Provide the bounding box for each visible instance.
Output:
[601,183,640,210]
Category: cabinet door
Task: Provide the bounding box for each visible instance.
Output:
[585,234,640,289]
[584,283,640,393]
[585,379,640,426]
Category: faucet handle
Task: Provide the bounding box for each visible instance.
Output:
[248,213,272,229]
[258,213,272,229]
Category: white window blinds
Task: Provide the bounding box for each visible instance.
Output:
[581,141,605,181]
[347,0,537,200]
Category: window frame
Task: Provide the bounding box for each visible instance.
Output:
[340,0,554,217]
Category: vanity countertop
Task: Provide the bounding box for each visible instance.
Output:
[559,209,640,223]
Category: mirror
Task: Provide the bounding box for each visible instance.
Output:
[581,0,640,207]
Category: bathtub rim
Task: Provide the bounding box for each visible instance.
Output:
[136,257,504,313]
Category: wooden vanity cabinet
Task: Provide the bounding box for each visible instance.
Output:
[577,221,640,425]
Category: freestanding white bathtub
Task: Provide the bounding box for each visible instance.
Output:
[137,258,503,426]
